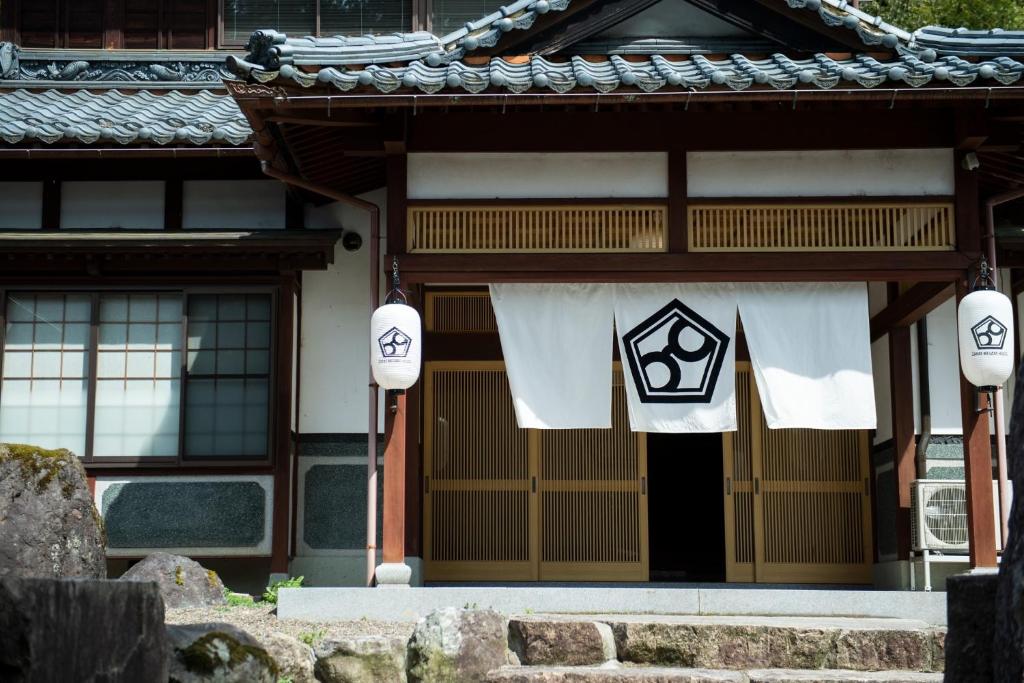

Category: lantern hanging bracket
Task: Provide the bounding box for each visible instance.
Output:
[386,256,408,305]
[976,389,995,414]
[971,256,995,292]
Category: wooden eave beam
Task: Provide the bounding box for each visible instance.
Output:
[394,251,971,283]
[869,281,954,341]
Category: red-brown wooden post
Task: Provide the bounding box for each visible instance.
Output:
[377,391,410,585]
[957,278,998,568]
[889,319,916,560]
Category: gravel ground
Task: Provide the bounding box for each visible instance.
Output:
[165,603,414,646]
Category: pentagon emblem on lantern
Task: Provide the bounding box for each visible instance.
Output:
[378,326,412,358]
[621,299,730,404]
[970,315,1008,351]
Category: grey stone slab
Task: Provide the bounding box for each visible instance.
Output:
[747,671,943,682]
[487,666,746,682]
[103,480,264,548]
[697,589,946,626]
[276,588,945,625]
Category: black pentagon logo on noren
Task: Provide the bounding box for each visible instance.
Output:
[621,299,730,404]
[971,315,1007,350]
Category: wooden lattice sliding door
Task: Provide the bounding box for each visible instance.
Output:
[423,361,536,580]
[725,363,873,584]
[723,364,756,582]
[538,370,648,581]
[424,362,648,582]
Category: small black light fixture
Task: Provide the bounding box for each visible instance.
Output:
[342,231,363,251]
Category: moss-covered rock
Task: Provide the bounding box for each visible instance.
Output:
[314,635,406,683]
[407,608,511,683]
[167,622,278,683]
[0,443,106,579]
[121,553,227,609]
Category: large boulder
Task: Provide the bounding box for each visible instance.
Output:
[996,363,1024,679]
[946,571,996,682]
[314,635,407,682]
[0,576,167,682]
[121,553,226,608]
[167,622,278,683]
[407,608,511,683]
[0,443,106,578]
[261,632,316,683]
[509,618,616,666]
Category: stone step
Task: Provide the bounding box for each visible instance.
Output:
[487,666,944,683]
[508,615,945,673]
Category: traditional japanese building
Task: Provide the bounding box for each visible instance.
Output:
[2,0,1024,591]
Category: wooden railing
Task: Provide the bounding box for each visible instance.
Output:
[408,204,668,253]
[688,202,955,252]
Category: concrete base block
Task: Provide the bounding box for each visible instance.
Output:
[375,562,413,588]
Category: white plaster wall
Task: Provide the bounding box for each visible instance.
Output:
[408,152,668,199]
[913,299,964,435]
[0,182,43,229]
[183,180,286,230]
[61,181,164,229]
[687,149,954,197]
[300,188,387,434]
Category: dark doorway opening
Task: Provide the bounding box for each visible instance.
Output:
[647,433,726,582]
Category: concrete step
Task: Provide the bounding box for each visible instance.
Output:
[487,666,944,682]
[508,615,945,673]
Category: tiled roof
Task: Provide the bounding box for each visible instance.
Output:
[232,52,1024,95]
[912,26,1024,57]
[0,88,250,146]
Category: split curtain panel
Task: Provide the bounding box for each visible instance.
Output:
[489,283,876,433]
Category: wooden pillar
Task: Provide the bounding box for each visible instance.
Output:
[957,279,999,568]
[889,321,916,559]
[270,276,296,574]
[382,392,407,565]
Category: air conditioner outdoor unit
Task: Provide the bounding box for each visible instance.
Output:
[910,479,1011,591]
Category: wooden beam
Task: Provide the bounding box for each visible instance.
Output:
[387,154,408,255]
[382,392,407,566]
[955,109,990,151]
[955,150,982,256]
[869,282,954,341]
[957,278,998,568]
[42,180,61,231]
[404,286,423,560]
[668,149,687,253]
[164,178,183,230]
[394,251,971,279]
[889,319,916,559]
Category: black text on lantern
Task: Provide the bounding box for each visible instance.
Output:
[621,299,730,404]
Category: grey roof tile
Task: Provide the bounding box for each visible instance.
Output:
[0,88,251,146]
[912,26,1024,56]
[248,51,1024,95]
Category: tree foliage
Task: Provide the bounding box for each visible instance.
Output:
[861,0,1024,30]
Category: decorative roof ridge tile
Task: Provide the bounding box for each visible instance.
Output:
[912,26,1024,56]
[0,41,238,86]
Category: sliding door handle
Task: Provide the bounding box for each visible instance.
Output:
[725,477,732,495]
[531,476,537,493]
[641,476,647,495]
[754,478,760,495]
[424,476,430,494]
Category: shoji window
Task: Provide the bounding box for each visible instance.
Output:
[0,290,274,464]
[184,294,271,458]
[93,294,182,458]
[221,0,410,45]
[0,295,91,455]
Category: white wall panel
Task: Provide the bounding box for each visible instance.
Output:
[408,152,668,199]
[0,182,43,229]
[918,299,963,435]
[183,180,286,230]
[301,188,386,434]
[687,149,954,197]
[62,181,164,229]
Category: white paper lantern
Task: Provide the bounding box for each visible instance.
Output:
[370,303,422,390]
[958,288,1015,389]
